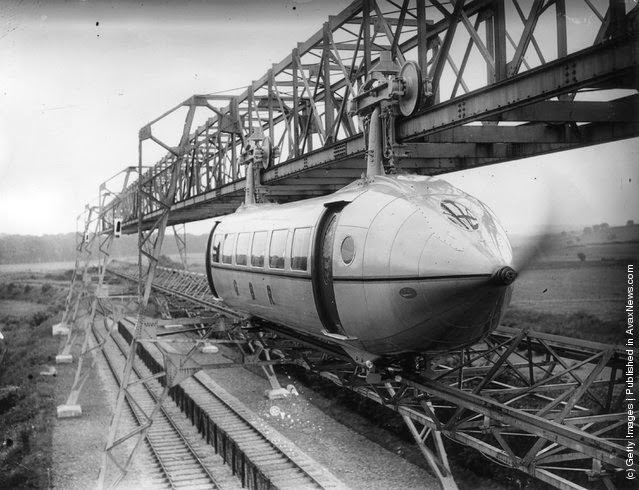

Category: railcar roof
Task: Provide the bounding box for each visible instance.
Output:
[216,174,463,232]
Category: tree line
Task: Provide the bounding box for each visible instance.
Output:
[0,233,209,264]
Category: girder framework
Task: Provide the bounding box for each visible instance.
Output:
[317,333,628,490]
[106,262,635,490]
[62,166,139,358]
[54,205,102,363]
[76,2,639,488]
[58,207,98,330]
[102,0,638,232]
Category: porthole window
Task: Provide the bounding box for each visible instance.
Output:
[340,236,355,265]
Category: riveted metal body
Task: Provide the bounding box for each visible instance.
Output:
[206,174,513,357]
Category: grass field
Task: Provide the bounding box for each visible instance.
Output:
[0,300,49,316]
[0,281,64,489]
[505,238,635,343]
[0,261,79,274]
[509,261,628,322]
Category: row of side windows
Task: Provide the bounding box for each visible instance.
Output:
[212,227,311,271]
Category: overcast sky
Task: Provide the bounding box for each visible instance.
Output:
[1,0,637,237]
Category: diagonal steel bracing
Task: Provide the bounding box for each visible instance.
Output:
[106,263,635,490]
[71,2,639,489]
[101,0,638,231]
[57,168,140,415]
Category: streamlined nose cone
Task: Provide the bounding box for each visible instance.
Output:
[493,266,517,285]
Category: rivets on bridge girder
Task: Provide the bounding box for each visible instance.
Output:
[457,101,466,119]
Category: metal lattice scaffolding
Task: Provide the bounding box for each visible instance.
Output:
[63,1,639,488]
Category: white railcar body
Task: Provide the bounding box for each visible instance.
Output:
[206,174,514,359]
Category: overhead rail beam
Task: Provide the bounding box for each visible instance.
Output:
[103,0,638,233]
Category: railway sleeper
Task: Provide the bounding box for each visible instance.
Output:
[116,318,341,490]
[168,472,211,480]
[97,321,239,490]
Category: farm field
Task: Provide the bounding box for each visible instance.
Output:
[509,261,628,322]
[0,281,64,488]
[0,299,49,316]
[0,261,79,274]
[504,240,635,343]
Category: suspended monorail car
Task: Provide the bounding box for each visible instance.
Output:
[205,173,516,363]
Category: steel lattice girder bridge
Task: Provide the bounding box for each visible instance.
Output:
[97,0,639,235]
[77,3,639,488]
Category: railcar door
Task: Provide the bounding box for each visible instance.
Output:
[205,221,221,299]
[312,207,345,335]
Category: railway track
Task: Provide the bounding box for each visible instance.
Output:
[94,312,345,490]
[93,317,242,489]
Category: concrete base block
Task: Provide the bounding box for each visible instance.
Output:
[265,388,290,400]
[55,354,73,364]
[40,366,58,376]
[200,344,219,354]
[52,323,70,337]
[57,404,82,418]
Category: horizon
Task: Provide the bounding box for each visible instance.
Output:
[2,216,638,238]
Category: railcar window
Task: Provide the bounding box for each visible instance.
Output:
[221,233,235,264]
[251,231,267,267]
[211,234,222,263]
[341,236,355,265]
[291,227,311,271]
[235,232,251,266]
[269,229,288,269]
